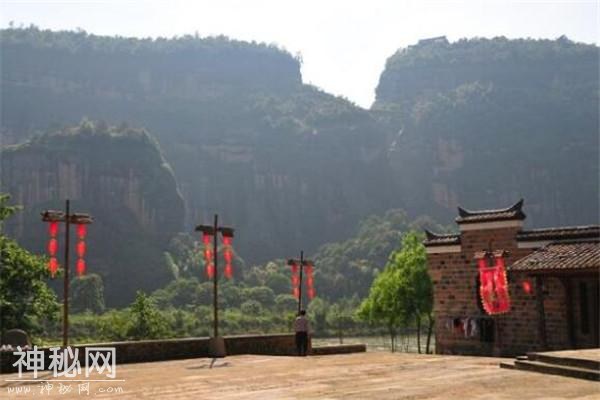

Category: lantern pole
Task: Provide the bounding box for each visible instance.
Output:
[62,199,70,348]
[288,252,315,314]
[41,200,93,348]
[298,250,304,314]
[213,214,219,338]
[195,215,234,357]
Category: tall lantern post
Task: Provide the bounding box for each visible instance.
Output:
[41,199,93,347]
[195,214,234,357]
[287,251,316,314]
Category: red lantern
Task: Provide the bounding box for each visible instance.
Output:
[308,287,316,300]
[206,263,215,278]
[222,236,232,246]
[305,264,313,275]
[224,264,233,279]
[293,287,300,299]
[202,232,211,245]
[48,222,59,237]
[224,249,232,263]
[223,248,233,279]
[48,257,58,277]
[47,238,58,256]
[522,280,533,294]
[292,275,300,286]
[76,241,86,258]
[77,224,87,240]
[76,259,86,276]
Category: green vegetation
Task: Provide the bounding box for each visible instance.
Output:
[357,231,432,353]
[374,37,598,225]
[0,194,59,336]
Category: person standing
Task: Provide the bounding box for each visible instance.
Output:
[294,310,310,356]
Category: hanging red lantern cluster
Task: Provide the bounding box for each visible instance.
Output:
[476,250,510,315]
[305,262,316,299]
[47,221,59,277]
[75,224,87,276]
[202,232,215,279]
[222,235,234,279]
[290,261,300,299]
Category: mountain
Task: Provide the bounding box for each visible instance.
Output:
[2,29,598,295]
[1,121,184,305]
[0,27,397,266]
[373,36,599,226]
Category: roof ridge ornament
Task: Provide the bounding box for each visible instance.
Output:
[456,199,526,224]
[457,199,524,217]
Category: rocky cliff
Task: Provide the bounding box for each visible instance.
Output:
[373,37,599,226]
[1,121,184,305]
[0,28,397,264]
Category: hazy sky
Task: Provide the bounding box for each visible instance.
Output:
[1,0,598,108]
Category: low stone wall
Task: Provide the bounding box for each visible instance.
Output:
[0,334,301,374]
[311,344,367,355]
[1,334,368,374]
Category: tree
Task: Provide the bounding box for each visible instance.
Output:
[388,232,432,353]
[127,291,170,340]
[357,230,433,353]
[242,286,275,307]
[307,297,329,335]
[274,294,297,312]
[71,273,105,314]
[326,302,355,344]
[357,267,406,352]
[0,194,59,335]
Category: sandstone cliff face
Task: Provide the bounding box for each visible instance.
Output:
[1,123,184,306]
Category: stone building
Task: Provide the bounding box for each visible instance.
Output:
[424,200,599,356]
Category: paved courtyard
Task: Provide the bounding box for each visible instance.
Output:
[2,352,599,399]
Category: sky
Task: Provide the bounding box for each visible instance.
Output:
[1,0,598,108]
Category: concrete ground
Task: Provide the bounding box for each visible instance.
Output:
[2,352,599,399]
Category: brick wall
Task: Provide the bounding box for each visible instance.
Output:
[427,223,578,356]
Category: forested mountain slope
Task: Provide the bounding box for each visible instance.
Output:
[373,37,599,226]
[0,27,397,267]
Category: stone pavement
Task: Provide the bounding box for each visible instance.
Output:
[2,352,599,399]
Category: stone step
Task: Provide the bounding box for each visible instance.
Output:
[526,352,600,371]
[513,359,600,381]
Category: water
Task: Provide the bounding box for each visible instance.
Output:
[312,334,435,353]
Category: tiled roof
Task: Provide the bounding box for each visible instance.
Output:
[508,241,600,272]
[455,199,526,224]
[423,230,460,246]
[517,225,600,242]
